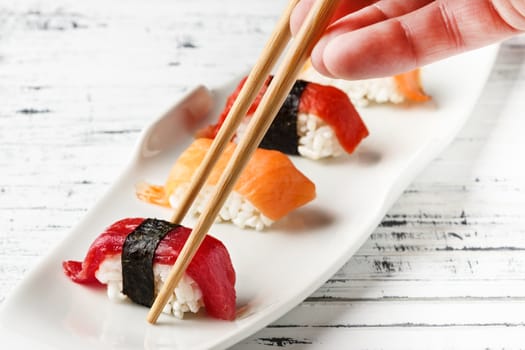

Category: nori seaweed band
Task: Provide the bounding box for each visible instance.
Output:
[122,218,180,307]
[259,79,308,155]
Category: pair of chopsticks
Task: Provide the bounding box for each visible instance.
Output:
[147,0,339,324]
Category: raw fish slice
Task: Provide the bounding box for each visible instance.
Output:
[393,70,432,102]
[299,81,369,154]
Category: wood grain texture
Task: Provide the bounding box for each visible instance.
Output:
[2,0,525,348]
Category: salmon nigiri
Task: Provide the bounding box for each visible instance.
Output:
[136,138,316,231]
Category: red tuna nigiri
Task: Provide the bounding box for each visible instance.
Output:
[198,76,369,160]
[63,218,236,321]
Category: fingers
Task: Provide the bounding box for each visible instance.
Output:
[319,0,525,79]
[308,0,433,76]
[290,0,377,35]
[492,0,525,30]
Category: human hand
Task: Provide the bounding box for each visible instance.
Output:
[290,0,525,79]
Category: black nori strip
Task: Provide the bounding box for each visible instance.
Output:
[259,80,308,155]
[121,218,180,307]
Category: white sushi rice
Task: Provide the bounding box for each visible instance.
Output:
[169,185,274,231]
[235,113,344,160]
[300,69,405,107]
[96,255,204,319]
[297,112,344,160]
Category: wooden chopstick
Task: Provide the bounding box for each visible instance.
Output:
[147,0,339,324]
[170,0,300,224]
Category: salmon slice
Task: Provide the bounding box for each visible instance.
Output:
[137,138,316,222]
[393,69,431,102]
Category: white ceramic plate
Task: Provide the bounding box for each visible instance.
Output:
[0,45,498,349]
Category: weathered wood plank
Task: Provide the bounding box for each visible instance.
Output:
[235,325,525,350]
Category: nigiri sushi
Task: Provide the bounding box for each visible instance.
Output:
[63,217,236,320]
[300,60,431,107]
[197,76,369,160]
[136,138,316,231]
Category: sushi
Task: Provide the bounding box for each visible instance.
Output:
[197,76,369,160]
[63,217,236,320]
[299,60,431,107]
[136,138,316,231]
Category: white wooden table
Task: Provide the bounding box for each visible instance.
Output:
[2,0,525,348]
